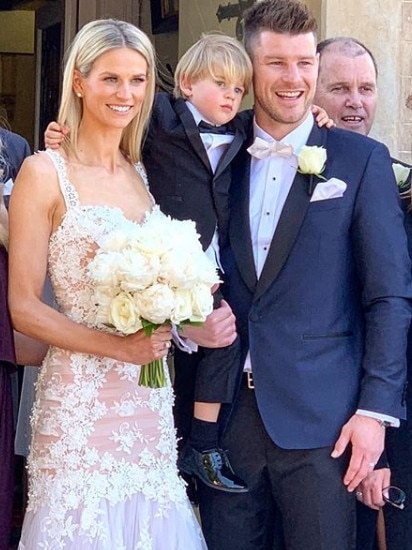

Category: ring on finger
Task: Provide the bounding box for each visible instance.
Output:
[355,491,363,498]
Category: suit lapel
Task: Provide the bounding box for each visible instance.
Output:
[229,139,258,294]
[254,124,328,302]
[214,118,246,179]
[174,99,211,172]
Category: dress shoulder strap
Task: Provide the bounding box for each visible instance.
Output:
[135,161,155,205]
[135,161,149,189]
[44,149,79,209]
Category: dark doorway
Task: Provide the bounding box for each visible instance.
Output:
[35,0,63,149]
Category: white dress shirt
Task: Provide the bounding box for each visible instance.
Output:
[185,102,234,271]
[249,113,312,277]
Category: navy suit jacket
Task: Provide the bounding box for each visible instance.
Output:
[222,114,412,449]
[0,128,30,182]
[143,92,246,250]
[386,172,412,471]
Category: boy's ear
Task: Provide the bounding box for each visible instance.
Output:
[73,69,84,97]
[179,77,193,98]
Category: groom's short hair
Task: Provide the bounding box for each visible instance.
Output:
[243,0,318,58]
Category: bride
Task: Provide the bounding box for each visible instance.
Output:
[8,19,206,549]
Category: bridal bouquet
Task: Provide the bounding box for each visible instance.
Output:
[88,206,220,388]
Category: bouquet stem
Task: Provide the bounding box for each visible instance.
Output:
[138,358,166,388]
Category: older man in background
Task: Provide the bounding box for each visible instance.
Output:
[314,37,378,136]
[315,36,412,550]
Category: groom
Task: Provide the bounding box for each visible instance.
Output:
[191,1,412,549]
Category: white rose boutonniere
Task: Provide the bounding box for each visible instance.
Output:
[298,145,327,195]
[392,162,411,189]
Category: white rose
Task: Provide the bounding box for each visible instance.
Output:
[168,219,203,252]
[158,251,200,289]
[90,287,117,325]
[109,292,141,334]
[99,228,137,252]
[298,146,327,175]
[159,248,219,289]
[392,162,411,187]
[190,284,214,322]
[132,209,172,257]
[195,254,221,286]
[171,289,194,324]
[89,252,124,287]
[118,248,159,291]
[136,283,175,325]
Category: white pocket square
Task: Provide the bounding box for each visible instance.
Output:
[3,178,14,196]
[310,177,347,202]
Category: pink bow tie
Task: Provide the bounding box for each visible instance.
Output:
[247,137,294,159]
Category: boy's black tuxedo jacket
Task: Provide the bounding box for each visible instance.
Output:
[143,92,246,250]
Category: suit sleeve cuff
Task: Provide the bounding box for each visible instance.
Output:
[356,409,400,427]
[171,324,198,354]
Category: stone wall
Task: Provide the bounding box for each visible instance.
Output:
[400,0,412,163]
[321,0,409,162]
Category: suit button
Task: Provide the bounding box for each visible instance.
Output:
[249,313,259,322]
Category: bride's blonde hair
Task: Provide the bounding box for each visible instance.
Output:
[58,19,156,164]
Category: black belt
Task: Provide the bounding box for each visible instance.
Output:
[242,371,254,389]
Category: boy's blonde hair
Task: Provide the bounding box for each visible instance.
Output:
[174,33,253,99]
[58,19,156,164]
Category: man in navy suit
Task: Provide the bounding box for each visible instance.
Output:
[193,1,412,549]
[0,128,30,208]
[315,36,412,550]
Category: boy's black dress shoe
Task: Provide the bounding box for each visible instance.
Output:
[178,445,248,493]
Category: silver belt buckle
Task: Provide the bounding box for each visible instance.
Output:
[246,371,254,389]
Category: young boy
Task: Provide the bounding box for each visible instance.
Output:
[146,34,251,494]
[45,33,331,497]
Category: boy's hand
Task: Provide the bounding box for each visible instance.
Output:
[44,122,69,149]
[182,299,237,348]
[312,104,335,129]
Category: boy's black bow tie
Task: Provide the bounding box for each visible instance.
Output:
[198,120,233,135]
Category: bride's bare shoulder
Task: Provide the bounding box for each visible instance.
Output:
[13,150,63,199]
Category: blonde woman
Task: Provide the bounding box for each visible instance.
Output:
[9,19,206,549]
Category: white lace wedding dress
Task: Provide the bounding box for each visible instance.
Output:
[18,150,206,550]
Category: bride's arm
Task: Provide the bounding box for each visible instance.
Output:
[14,332,48,365]
[8,154,171,365]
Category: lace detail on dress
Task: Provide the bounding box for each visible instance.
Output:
[19,151,205,548]
[45,149,80,208]
[44,150,151,328]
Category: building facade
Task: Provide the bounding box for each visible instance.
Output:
[0,0,410,161]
